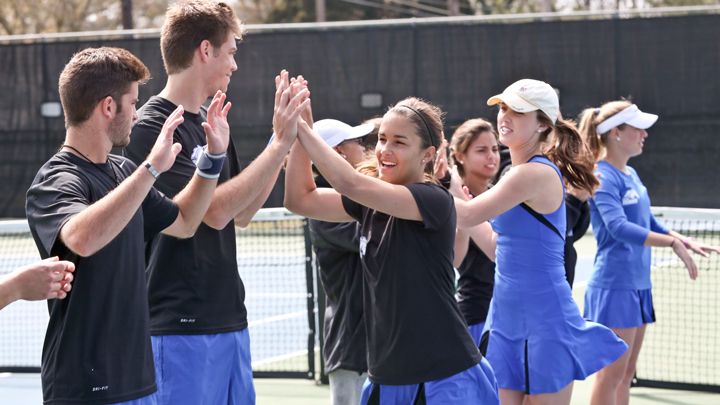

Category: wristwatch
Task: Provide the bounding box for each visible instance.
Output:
[143,161,160,179]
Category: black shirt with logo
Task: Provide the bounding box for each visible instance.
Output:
[124,96,247,335]
[457,240,495,326]
[26,152,178,404]
[342,182,481,385]
[309,176,367,374]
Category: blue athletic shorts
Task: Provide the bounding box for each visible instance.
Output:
[151,329,255,405]
[360,360,498,405]
[113,392,157,405]
[584,286,655,329]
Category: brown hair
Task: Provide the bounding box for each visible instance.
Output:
[161,0,244,74]
[357,97,444,183]
[578,100,632,162]
[536,112,599,195]
[58,47,150,128]
[449,118,497,178]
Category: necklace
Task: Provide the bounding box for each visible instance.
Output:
[61,144,119,186]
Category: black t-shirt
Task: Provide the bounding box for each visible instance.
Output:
[457,240,495,326]
[342,182,481,385]
[309,176,367,374]
[25,152,178,404]
[124,96,247,335]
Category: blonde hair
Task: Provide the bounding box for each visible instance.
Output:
[578,100,632,162]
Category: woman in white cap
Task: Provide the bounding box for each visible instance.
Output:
[281,82,498,403]
[578,101,719,405]
[307,118,374,405]
[452,79,628,404]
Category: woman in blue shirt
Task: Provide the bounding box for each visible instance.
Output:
[579,100,719,405]
[453,79,627,405]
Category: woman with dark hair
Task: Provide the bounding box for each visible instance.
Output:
[453,79,627,405]
[448,118,499,346]
[281,73,498,403]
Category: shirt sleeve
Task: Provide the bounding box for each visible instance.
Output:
[341,195,364,222]
[406,182,454,231]
[26,170,89,258]
[649,214,670,234]
[309,220,360,252]
[592,169,649,246]
[142,187,180,240]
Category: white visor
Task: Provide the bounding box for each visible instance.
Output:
[597,104,658,134]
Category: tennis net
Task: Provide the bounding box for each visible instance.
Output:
[633,207,720,393]
[0,208,318,379]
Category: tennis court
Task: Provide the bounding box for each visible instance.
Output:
[1,207,719,403]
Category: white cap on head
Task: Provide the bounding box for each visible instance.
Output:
[314,119,374,148]
[596,104,658,134]
[487,79,560,123]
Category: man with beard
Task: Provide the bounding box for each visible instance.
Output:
[25,46,229,404]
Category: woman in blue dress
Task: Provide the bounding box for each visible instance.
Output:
[453,79,628,405]
[578,100,719,405]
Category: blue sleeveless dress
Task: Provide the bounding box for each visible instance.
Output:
[484,156,627,394]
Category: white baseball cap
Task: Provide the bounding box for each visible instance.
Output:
[314,119,374,148]
[487,79,560,123]
[596,104,658,134]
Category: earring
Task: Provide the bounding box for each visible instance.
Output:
[459,160,464,165]
[616,137,621,142]
[340,153,347,159]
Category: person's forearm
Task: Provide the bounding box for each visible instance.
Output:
[644,231,676,248]
[296,127,358,195]
[205,140,290,229]
[60,167,156,257]
[169,174,219,237]
[0,277,17,310]
[283,142,319,216]
[234,163,282,228]
[453,228,470,268]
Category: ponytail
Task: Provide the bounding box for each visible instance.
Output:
[578,108,604,162]
[539,114,599,195]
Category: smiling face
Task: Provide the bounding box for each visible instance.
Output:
[496,103,547,149]
[376,112,433,185]
[206,31,238,94]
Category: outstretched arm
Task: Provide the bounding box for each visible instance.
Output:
[0,257,75,310]
[163,91,229,237]
[61,106,187,256]
[202,71,308,229]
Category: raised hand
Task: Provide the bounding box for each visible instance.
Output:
[147,105,185,173]
[202,90,232,155]
[449,166,472,201]
[272,70,310,147]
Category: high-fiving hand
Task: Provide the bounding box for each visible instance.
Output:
[203,90,232,155]
[146,105,185,173]
[272,69,311,147]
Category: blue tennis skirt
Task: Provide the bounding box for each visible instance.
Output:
[584,286,656,329]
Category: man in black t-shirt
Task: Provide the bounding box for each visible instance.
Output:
[123,2,298,404]
[25,47,228,405]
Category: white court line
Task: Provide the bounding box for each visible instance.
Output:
[252,349,312,367]
[248,310,306,328]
